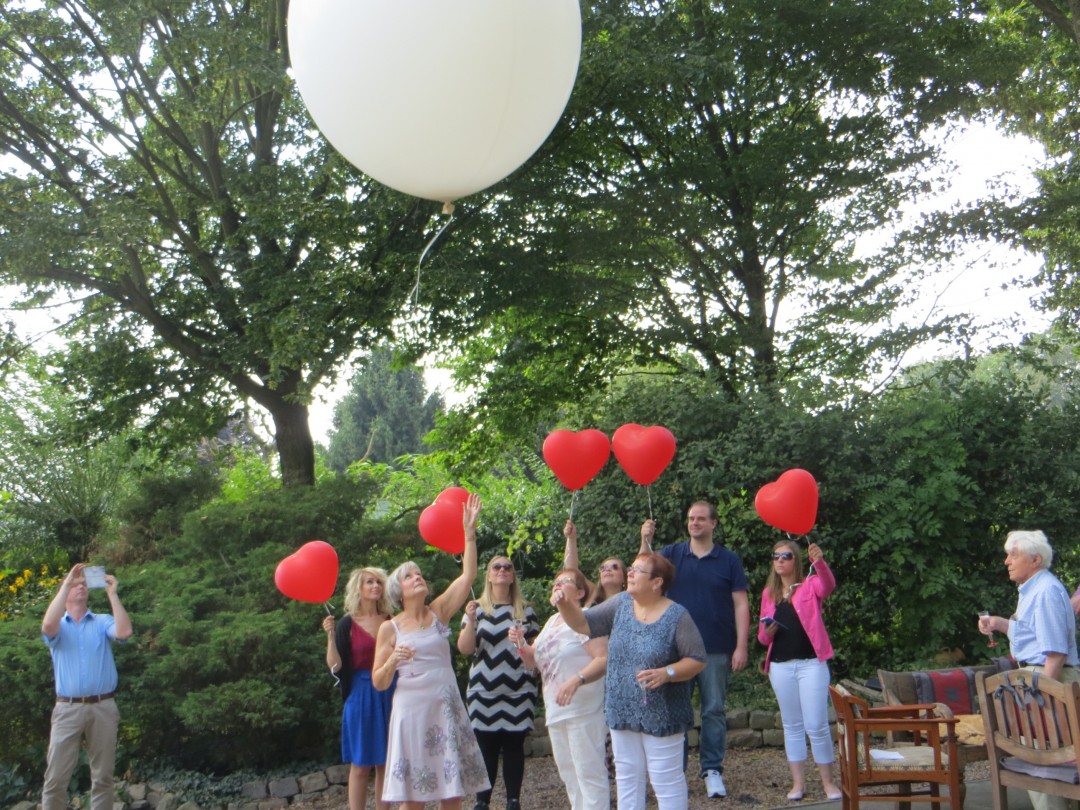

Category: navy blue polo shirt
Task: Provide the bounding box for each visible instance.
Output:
[660,542,748,655]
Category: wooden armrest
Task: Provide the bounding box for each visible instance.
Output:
[865,703,946,720]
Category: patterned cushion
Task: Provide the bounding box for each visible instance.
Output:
[913,669,976,715]
[858,745,951,772]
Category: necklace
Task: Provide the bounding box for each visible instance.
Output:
[635,600,663,623]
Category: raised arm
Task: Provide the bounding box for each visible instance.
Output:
[431,493,481,625]
[553,584,590,635]
[639,518,656,554]
[563,520,580,570]
[105,575,133,640]
[42,564,82,638]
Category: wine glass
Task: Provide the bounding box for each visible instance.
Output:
[978,611,998,648]
[637,671,650,706]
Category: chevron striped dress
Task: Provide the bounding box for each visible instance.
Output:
[464,604,540,732]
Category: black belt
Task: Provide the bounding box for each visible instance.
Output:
[57,692,115,704]
[1019,662,1074,668]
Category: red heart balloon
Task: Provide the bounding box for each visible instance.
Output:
[754,469,819,535]
[611,424,677,486]
[419,487,470,554]
[274,540,339,603]
[542,429,611,491]
[436,486,470,508]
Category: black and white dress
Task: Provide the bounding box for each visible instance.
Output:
[464,603,540,732]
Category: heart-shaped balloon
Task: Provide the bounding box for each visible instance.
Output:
[274,540,339,603]
[542,429,611,491]
[611,424,677,486]
[754,469,819,535]
[419,487,471,554]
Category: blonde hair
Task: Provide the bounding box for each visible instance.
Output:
[478,556,529,621]
[344,567,393,617]
[765,540,805,605]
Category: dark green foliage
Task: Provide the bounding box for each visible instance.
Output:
[325,348,445,472]
[548,352,1080,680]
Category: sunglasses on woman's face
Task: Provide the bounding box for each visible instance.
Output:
[490,562,514,572]
[772,551,795,561]
[599,563,622,573]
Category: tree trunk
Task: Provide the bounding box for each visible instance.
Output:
[269,399,316,488]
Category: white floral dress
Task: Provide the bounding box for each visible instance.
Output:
[382,616,490,803]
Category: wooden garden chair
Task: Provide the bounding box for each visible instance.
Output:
[976,670,1080,810]
[830,684,962,810]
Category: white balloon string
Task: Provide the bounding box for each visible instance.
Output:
[569,490,576,521]
[327,663,341,688]
[408,202,456,308]
[324,601,335,615]
[647,485,654,519]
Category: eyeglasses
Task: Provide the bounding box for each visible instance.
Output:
[772,552,795,561]
[628,564,655,577]
[490,562,514,572]
[553,577,577,587]
[599,563,622,573]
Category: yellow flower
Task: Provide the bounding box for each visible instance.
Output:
[14,577,25,589]
[23,568,32,580]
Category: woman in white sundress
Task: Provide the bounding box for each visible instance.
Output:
[373,493,490,810]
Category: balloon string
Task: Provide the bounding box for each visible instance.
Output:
[569,490,577,522]
[408,202,456,308]
[646,485,654,520]
[324,601,335,615]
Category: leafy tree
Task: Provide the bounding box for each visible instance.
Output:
[415,0,1027,460]
[0,359,134,563]
[325,348,444,471]
[973,0,1080,325]
[0,0,438,487]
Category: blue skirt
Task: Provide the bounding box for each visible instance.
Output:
[341,670,395,767]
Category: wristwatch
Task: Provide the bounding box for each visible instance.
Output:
[665,666,676,681]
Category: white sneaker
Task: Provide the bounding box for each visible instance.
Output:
[705,770,726,798]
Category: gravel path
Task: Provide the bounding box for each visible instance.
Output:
[292,747,990,810]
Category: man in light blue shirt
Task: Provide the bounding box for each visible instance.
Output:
[41,563,133,810]
[979,530,1078,810]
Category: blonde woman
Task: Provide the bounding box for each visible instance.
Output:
[458,556,540,810]
[757,540,841,802]
[373,494,489,810]
[322,567,395,810]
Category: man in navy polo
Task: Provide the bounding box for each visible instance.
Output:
[641,501,749,799]
[41,563,133,810]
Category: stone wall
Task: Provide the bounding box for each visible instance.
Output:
[7,706,837,810]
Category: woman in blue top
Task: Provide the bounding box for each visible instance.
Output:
[553,551,706,810]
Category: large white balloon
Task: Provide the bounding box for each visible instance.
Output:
[288,0,582,203]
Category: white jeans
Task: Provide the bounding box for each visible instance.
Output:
[609,728,687,810]
[767,658,834,765]
[549,714,610,810]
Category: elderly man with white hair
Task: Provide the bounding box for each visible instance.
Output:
[979,529,1080,810]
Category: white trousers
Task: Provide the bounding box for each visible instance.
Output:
[767,658,835,765]
[609,728,687,810]
[549,713,610,810]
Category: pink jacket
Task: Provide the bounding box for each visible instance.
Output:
[757,558,835,673]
